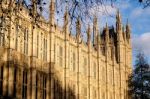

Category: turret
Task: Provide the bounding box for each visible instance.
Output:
[93,16,99,47]
[50,0,55,27]
[87,24,91,45]
[126,20,131,43]
[76,17,81,40]
[116,10,123,42]
[105,23,109,45]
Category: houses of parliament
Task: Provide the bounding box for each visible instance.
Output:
[0,0,132,99]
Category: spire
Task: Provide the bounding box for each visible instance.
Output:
[50,0,55,26]
[76,17,81,39]
[93,16,98,46]
[87,24,91,45]
[117,9,121,22]
[63,6,69,34]
[116,9,122,31]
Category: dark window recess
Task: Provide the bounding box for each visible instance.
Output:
[13,68,17,97]
[22,70,27,99]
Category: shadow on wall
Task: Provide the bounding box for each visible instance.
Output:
[53,74,76,99]
[0,48,76,99]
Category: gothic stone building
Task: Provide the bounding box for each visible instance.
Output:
[0,0,132,99]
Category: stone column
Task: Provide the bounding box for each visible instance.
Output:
[31,69,36,99]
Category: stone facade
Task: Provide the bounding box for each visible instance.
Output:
[0,0,132,99]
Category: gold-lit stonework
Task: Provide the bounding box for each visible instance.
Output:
[0,0,132,99]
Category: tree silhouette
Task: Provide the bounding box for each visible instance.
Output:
[128,52,150,99]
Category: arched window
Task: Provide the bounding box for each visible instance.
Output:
[72,52,76,71]
[83,57,87,75]
[0,31,4,47]
[102,67,105,82]
[0,17,5,46]
[37,33,39,58]
[24,29,28,55]
[15,25,19,50]
[58,46,63,66]
[43,38,47,61]
[41,33,43,60]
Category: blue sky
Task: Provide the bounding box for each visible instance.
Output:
[25,0,150,64]
[115,0,150,64]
